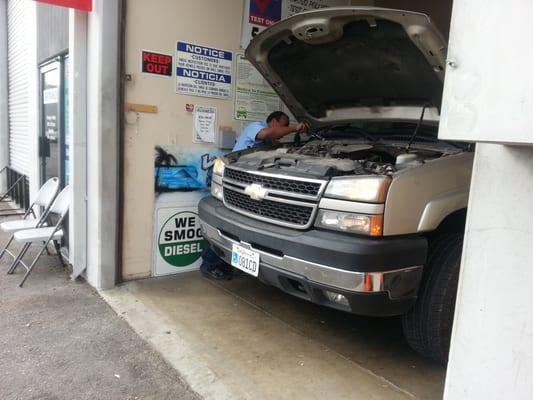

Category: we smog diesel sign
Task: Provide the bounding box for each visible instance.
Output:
[158,212,204,267]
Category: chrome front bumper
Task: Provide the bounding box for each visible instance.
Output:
[200,220,423,300]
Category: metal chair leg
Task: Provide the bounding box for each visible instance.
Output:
[44,241,51,256]
[52,240,66,268]
[0,235,14,261]
[8,242,31,274]
[19,242,50,287]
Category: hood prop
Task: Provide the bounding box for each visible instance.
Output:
[406,103,429,152]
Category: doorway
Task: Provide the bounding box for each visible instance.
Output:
[39,55,70,250]
[39,55,69,188]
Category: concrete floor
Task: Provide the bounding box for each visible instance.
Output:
[103,272,446,400]
[0,228,200,400]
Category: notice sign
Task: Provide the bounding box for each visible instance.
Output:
[193,106,217,143]
[234,54,281,121]
[176,41,233,99]
[142,50,172,77]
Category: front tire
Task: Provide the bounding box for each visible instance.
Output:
[402,233,463,364]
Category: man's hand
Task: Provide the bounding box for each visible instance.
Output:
[296,122,310,134]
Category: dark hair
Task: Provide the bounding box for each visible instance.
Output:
[266,111,289,123]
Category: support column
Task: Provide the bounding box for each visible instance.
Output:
[85,0,120,289]
[68,9,88,278]
[445,144,533,399]
[0,0,8,192]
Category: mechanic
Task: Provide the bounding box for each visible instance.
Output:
[232,111,308,151]
[200,111,308,280]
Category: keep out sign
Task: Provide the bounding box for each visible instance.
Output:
[158,211,204,267]
[142,50,172,77]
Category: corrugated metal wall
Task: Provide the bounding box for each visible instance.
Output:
[7,0,32,176]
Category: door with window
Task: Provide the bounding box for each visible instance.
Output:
[39,55,70,249]
[40,55,69,187]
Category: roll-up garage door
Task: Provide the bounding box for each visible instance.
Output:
[7,0,32,176]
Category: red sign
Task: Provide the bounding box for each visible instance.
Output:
[34,0,92,11]
[249,0,281,27]
[141,50,173,77]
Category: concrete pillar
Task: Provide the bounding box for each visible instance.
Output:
[68,9,88,277]
[438,0,533,397]
[444,144,533,399]
[85,0,120,289]
[0,0,8,192]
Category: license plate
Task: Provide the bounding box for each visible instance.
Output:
[231,244,260,277]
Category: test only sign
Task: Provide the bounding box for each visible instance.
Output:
[156,209,205,275]
[176,41,233,99]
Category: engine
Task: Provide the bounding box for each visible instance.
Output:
[230,140,447,179]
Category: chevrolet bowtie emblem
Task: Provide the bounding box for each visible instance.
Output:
[244,183,268,201]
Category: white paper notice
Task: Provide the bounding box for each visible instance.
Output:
[234,54,281,121]
[283,0,350,18]
[193,106,217,143]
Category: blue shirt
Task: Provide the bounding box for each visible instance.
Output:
[233,121,268,151]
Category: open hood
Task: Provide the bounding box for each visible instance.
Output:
[245,7,447,127]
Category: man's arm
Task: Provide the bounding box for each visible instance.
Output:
[256,123,307,143]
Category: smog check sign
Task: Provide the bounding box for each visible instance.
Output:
[158,211,204,267]
[176,41,233,99]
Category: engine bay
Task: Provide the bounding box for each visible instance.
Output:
[229,140,461,179]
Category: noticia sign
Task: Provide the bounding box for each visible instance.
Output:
[158,212,204,267]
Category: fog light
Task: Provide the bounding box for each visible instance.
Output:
[211,182,223,200]
[324,290,350,307]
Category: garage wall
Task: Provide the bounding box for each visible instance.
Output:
[122,0,245,279]
[121,0,374,280]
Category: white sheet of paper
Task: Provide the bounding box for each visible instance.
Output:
[193,105,217,143]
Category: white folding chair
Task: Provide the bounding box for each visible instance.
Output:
[0,177,60,264]
[7,185,69,287]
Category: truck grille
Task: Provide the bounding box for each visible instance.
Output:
[221,167,326,229]
[224,168,321,197]
[224,188,314,227]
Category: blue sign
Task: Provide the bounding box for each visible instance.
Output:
[176,41,233,99]
[176,42,233,61]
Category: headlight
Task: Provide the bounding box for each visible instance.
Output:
[211,182,223,200]
[315,210,383,236]
[324,176,391,203]
[213,158,226,176]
